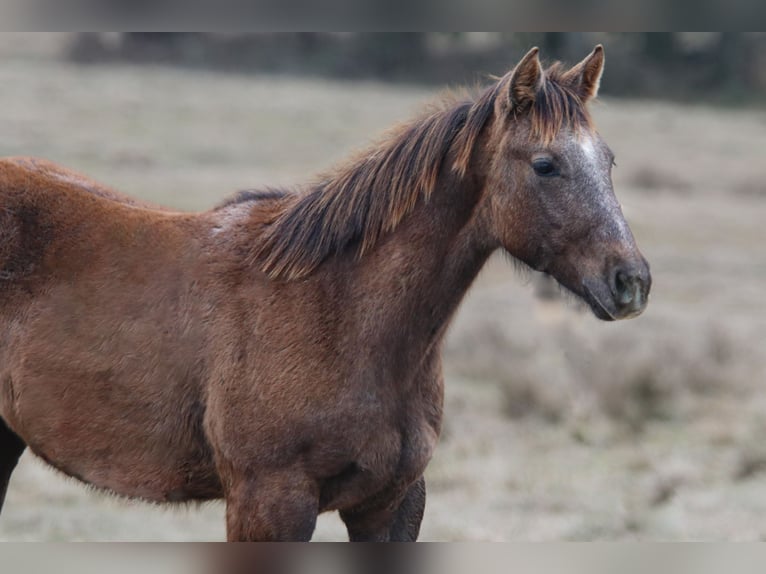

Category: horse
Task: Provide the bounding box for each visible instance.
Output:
[0,45,650,541]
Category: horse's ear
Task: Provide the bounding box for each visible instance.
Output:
[498,47,543,114]
[564,44,605,101]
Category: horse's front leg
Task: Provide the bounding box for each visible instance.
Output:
[340,475,426,542]
[224,469,320,541]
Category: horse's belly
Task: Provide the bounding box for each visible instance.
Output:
[1,365,222,503]
[0,276,221,502]
[18,411,222,502]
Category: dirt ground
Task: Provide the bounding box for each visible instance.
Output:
[1,37,766,541]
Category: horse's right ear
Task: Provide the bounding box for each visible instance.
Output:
[562,44,605,101]
[497,47,543,114]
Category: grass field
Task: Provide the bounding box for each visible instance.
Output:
[1,38,766,540]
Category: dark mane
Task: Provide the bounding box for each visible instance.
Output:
[216,188,287,210]
[255,63,592,280]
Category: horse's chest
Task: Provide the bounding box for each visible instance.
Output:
[313,367,443,511]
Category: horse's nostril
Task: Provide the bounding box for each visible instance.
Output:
[611,268,638,306]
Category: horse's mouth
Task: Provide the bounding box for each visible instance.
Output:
[582,283,617,321]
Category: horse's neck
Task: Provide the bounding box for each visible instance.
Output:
[350,170,492,371]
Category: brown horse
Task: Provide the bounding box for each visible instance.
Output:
[0,46,649,541]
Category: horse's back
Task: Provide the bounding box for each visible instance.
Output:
[0,158,155,298]
[0,157,161,209]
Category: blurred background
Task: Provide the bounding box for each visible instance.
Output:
[0,32,764,541]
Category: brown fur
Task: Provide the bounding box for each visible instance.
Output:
[0,46,650,541]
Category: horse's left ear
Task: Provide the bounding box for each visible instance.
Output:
[496,47,543,116]
[564,44,605,101]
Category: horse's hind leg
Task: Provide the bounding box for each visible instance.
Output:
[0,418,26,513]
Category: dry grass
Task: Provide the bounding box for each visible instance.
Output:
[733,177,766,198]
[626,165,692,194]
[446,287,758,433]
[1,37,766,540]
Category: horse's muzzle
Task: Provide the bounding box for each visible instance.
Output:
[583,258,651,321]
[610,260,651,317]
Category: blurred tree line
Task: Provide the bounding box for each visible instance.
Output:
[69,33,766,103]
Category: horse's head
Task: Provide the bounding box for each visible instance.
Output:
[479,45,650,320]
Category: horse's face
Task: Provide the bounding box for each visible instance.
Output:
[484,46,650,320]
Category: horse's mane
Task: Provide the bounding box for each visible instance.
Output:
[255,63,592,281]
[216,188,287,209]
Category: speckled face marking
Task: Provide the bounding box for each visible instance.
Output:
[567,128,632,245]
[580,132,598,165]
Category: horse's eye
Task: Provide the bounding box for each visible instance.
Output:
[532,158,559,177]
